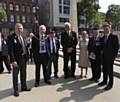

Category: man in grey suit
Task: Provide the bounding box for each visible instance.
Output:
[8,23,31,97]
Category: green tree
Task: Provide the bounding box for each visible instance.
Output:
[0,8,6,20]
[77,0,101,28]
[106,4,120,30]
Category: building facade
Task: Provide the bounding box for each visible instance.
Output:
[38,0,71,31]
[0,0,38,37]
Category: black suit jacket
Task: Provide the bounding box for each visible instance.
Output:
[102,33,119,62]
[7,33,28,63]
[88,36,102,59]
[61,31,78,52]
[31,34,50,57]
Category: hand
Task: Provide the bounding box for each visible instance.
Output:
[67,48,73,53]
[12,61,18,68]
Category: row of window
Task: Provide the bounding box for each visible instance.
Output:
[59,0,70,5]
[0,2,36,13]
[59,17,69,23]
[2,15,32,23]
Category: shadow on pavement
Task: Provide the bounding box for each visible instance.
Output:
[56,79,104,102]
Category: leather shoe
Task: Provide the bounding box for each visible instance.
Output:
[72,75,76,78]
[45,81,52,85]
[98,81,107,86]
[104,85,112,91]
[14,91,19,97]
[21,88,31,91]
[34,83,39,87]
[54,75,59,78]
[89,78,94,81]
[94,79,99,83]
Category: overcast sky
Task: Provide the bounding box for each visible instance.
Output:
[99,0,120,13]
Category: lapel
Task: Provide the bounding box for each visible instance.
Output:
[13,33,22,47]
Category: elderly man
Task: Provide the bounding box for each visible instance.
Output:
[32,25,51,87]
[61,22,78,78]
[98,22,119,90]
[7,23,31,97]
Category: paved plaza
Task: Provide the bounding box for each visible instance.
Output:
[0,56,120,102]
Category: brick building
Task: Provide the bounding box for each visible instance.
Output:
[0,0,38,37]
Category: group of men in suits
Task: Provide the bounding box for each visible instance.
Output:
[88,22,119,91]
[5,21,119,97]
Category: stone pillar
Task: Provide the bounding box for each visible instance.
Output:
[70,0,78,34]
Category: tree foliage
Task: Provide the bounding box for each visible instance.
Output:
[0,8,6,20]
[106,4,120,30]
[77,0,103,28]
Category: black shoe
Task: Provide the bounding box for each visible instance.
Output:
[45,81,52,85]
[89,78,94,81]
[8,71,11,74]
[98,81,107,86]
[64,75,68,79]
[72,75,76,78]
[104,85,112,91]
[14,91,19,97]
[54,75,59,78]
[21,88,31,91]
[94,79,99,83]
[34,82,39,87]
[0,71,3,74]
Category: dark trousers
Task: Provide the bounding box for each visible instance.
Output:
[13,55,27,91]
[48,53,58,78]
[90,58,101,80]
[34,53,49,83]
[2,56,11,71]
[0,52,4,72]
[63,50,76,76]
[102,59,114,86]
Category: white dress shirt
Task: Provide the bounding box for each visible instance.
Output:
[0,32,2,52]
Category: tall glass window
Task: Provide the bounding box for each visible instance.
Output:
[10,15,14,22]
[15,5,19,11]
[9,4,14,11]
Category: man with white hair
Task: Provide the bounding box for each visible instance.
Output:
[61,22,78,78]
[7,23,31,97]
[32,25,51,87]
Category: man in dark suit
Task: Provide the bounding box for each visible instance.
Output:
[47,30,60,79]
[7,23,31,97]
[61,22,78,78]
[98,22,119,90]
[32,25,51,87]
[88,28,102,82]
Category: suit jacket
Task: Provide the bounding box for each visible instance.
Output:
[47,35,60,55]
[32,34,50,58]
[7,33,29,63]
[88,36,102,60]
[61,31,78,52]
[2,39,9,56]
[102,33,119,62]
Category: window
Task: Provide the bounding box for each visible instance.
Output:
[4,15,7,22]
[27,16,31,23]
[9,4,14,11]
[59,17,69,23]
[63,6,70,14]
[59,5,62,14]
[63,0,70,5]
[22,16,26,23]
[0,3,2,8]
[16,15,20,22]
[10,15,14,22]
[21,5,25,12]
[15,5,19,11]
[3,3,6,9]
[32,7,36,13]
[59,0,62,4]
[26,6,30,13]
